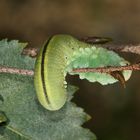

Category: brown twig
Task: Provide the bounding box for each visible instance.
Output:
[0,62,140,76]
[22,47,38,57]
[72,62,140,73]
[0,66,34,76]
[103,44,140,55]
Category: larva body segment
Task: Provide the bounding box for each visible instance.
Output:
[34,35,81,110]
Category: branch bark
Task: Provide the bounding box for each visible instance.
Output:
[103,44,140,55]
[72,62,140,73]
[0,62,140,76]
[0,66,34,76]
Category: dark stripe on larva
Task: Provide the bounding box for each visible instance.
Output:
[41,37,52,104]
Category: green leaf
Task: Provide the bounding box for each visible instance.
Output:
[66,47,132,85]
[0,111,7,124]
[0,39,96,140]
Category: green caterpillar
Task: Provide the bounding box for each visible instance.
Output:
[34,35,132,111]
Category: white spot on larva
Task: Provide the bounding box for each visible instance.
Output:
[64,81,67,85]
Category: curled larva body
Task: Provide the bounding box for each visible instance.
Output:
[34,35,80,110]
[34,34,132,111]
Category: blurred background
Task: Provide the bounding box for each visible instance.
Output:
[0,0,140,139]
